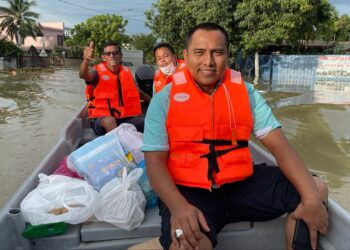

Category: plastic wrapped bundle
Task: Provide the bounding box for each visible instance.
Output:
[67,133,135,191]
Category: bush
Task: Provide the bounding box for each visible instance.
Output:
[65,46,83,58]
[0,39,23,57]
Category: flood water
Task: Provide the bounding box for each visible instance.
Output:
[256,83,350,211]
[0,68,349,212]
[0,67,85,207]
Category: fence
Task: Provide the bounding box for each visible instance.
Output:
[18,56,66,68]
[0,58,17,71]
[234,54,350,91]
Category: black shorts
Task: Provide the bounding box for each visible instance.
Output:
[158,163,300,249]
[91,115,145,135]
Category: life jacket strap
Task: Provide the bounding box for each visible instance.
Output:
[107,99,121,118]
[199,139,248,181]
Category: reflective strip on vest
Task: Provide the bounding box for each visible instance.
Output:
[231,69,242,84]
[172,71,187,85]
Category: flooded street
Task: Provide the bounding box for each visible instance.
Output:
[0,67,85,207]
[0,68,350,212]
[258,83,350,210]
[275,104,350,210]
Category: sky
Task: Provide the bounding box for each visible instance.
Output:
[33,0,154,34]
[329,0,350,16]
[0,0,349,35]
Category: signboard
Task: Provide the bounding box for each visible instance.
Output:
[316,55,350,91]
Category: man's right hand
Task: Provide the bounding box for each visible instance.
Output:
[170,202,210,250]
[83,41,94,60]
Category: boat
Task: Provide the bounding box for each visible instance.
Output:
[0,103,349,250]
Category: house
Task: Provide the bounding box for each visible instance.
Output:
[0,8,64,51]
[22,22,65,51]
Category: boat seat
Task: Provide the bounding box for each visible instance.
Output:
[80,207,251,243]
[81,208,161,242]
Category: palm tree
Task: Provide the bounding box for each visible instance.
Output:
[0,0,41,45]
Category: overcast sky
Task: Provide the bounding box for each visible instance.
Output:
[0,0,349,35]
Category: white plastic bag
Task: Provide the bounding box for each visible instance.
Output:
[107,123,144,164]
[20,174,98,225]
[107,124,158,208]
[94,167,146,231]
[67,132,135,190]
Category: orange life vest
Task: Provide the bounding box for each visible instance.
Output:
[85,63,142,119]
[166,68,254,189]
[153,59,186,94]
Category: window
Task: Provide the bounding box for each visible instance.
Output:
[57,35,63,46]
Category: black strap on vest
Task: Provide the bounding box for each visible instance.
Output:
[107,99,121,118]
[199,139,248,181]
[117,77,124,107]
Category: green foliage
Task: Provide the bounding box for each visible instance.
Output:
[130,33,157,63]
[65,14,129,57]
[290,0,336,50]
[0,0,41,45]
[145,0,239,57]
[334,15,350,41]
[63,46,83,59]
[234,0,335,54]
[146,0,346,57]
[0,39,23,57]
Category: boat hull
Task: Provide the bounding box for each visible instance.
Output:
[0,104,349,249]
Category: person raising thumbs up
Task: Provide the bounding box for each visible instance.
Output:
[83,41,94,60]
[79,41,145,135]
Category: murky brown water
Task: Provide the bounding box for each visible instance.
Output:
[0,68,85,207]
[256,83,350,211]
[0,69,349,212]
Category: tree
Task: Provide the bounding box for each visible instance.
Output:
[288,0,335,51]
[316,7,338,43]
[65,14,129,57]
[234,0,334,83]
[234,0,296,83]
[0,38,23,57]
[145,0,239,57]
[130,33,157,63]
[0,0,41,45]
[334,15,350,41]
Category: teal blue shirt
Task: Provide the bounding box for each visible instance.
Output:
[142,82,281,151]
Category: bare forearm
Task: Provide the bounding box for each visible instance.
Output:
[79,59,90,79]
[145,151,189,212]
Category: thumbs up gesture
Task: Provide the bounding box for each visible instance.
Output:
[83,41,94,61]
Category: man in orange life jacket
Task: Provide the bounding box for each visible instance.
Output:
[153,43,186,95]
[79,41,145,135]
[142,23,328,250]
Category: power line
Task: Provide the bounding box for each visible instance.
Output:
[57,0,108,14]
[56,0,145,22]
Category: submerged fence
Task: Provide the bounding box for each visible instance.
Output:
[234,54,350,91]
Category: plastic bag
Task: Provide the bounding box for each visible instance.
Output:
[67,133,135,190]
[20,174,98,225]
[107,123,144,164]
[94,167,146,231]
[53,156,82,179]
[107,124,158,208]
[137,160,158,208]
